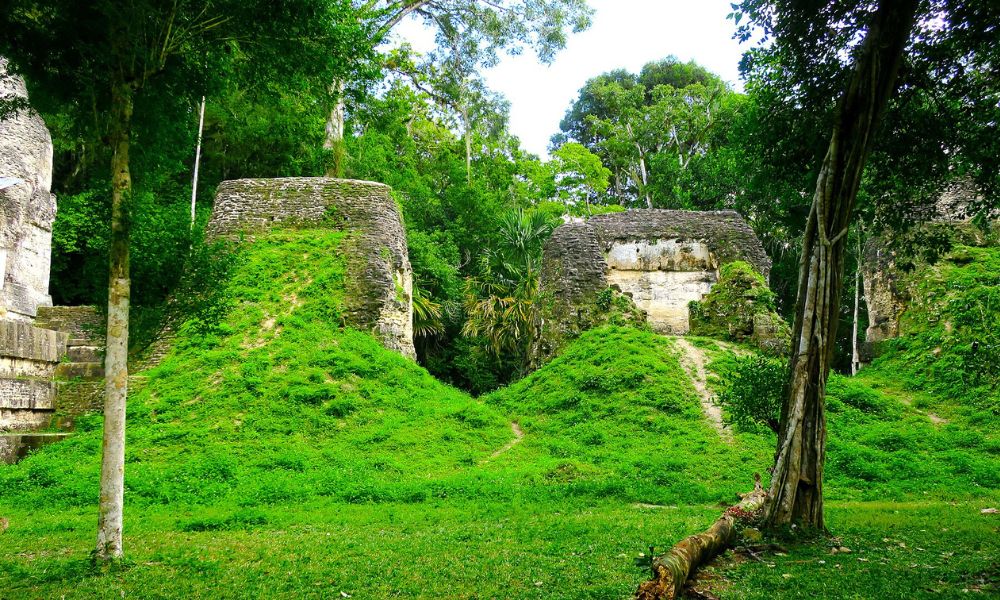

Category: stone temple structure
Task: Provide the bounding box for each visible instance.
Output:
[207,177,416,359]
[862,181,998,356]
[1,57,61,436]
[0,60,88,462]
[1,58,55,322]
[535,209,770,363]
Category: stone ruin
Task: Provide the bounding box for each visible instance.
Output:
[207,177,416,359]
[534,209,771,363]
[862,181,998,355]
[1,58,55,322]
[1,58,61,440]
[0,62,103,462]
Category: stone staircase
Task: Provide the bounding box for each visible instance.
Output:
[36,306,106,428]
[0,306,105,464]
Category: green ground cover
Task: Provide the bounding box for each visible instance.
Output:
[2,230,997,599]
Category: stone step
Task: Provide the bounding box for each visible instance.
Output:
[54,362,104,380]
[0,432,71,464]
[0,408,52,431]
[0,321,67,363]
[66,345,103,363]
[35,306,105,346]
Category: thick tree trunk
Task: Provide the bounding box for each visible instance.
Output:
[635,475,766,600]
[95,80,133,562]
[323,79,346,177]
[764,0,918,530]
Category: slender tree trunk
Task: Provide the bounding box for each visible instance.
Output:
[638,152,652,208]
[851,228,863,375]
[462,101,472,184]
[95,79,133,562]
[190,96,206,229]
[323,79,346,177]
[764,0,918,530]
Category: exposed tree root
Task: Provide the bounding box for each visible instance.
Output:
[634,475,767,600]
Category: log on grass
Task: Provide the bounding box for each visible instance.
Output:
[635,475,767,600]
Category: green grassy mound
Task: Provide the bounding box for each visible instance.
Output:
[709,350,1000,501]
[486,327,771,505]
[863,245,1000,424]
[0,229,512,510]
[1,230,998,598]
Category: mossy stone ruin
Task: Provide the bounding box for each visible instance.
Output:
[535,209,774,362]
[207,178,415,359]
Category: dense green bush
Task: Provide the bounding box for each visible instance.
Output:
[715,354,785,433]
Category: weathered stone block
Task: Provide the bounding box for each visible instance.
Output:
[206,178,415,359]
[1,58,56,321]
[0,378,56,411]
[535,209,771,365]
[0,320,67,363]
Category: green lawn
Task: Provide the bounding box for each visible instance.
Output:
[2,230,997,599]
[3,500,997,599]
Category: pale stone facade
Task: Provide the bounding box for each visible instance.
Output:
[535,209,770,363]
[0,58,56,322]
[605,239,718,334]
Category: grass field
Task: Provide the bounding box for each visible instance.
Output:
[2,230,997,599]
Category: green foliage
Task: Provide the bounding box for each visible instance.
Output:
[555,56,745,209]
[550,142,611,209]
[463,208,557,374]
[866,245,1000,420]
[715,354,785,433]
[689,261,790,353]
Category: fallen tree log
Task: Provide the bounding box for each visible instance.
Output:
[635,474,767,600]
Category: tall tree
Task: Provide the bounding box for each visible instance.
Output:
[733,0,1000,528]
[735,0,914,529]
[556,58,738,208]
[325,0,593,176]
[1,0,365,561]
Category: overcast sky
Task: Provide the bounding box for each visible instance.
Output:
[393,0,748,158]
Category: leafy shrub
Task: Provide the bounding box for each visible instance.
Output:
[716,354,785,433]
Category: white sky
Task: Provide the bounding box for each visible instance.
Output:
[393,0,747,158]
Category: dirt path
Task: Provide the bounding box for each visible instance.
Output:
[892,392,949,425]
[672,338,732,443]
[482,422,525,463]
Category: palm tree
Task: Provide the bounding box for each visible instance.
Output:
[463,208,555,373]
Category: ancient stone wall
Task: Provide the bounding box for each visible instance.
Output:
[207,178,415,359]
[0,320,66,431]
[0,58,56,322]
[536,209,770,364]
[861,182,998,357]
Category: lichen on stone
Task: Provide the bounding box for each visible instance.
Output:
[688,261,790,355]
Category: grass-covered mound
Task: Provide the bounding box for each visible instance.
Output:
[1,234,998,598]
[708,349,1000,501]
[0,229,512,511]
[486,327,771,505]
[863,245,1000,423]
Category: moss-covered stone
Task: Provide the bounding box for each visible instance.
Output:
[688,261,790,355]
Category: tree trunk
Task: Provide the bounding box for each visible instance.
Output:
[323,79,346,177]
[462,101,472,184]
[95,79,133,562]
[635,475,766,600]
[764,0,918,530]
[851,228,863,375]
[190,95,206,229]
